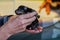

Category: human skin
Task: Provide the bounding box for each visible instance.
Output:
[0,12,43,40]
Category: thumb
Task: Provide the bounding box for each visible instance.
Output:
[8,15,17,22]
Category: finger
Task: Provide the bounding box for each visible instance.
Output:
[37,26,43,30]
[19,16,36,25]
[34,26,43,32]
[26,26,43,34]
[26,29,42,34]
[20,12,37,19]
[23,16,36,24]
[23,22,32,28]
[26,29,40,34]
[8,15,17,22]
[16,22,32,29]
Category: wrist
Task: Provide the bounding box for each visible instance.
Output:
[0,27,12,40]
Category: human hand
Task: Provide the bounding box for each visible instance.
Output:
[0,12,36,38]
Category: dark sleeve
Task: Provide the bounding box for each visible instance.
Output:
[0,16,4,27]
[0,15,13,27]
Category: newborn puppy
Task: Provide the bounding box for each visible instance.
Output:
[15,5,40,30]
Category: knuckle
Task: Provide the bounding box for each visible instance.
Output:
[18,15,25,20]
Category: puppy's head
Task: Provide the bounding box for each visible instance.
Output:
[15,5,40,18]
[15,5,35,15]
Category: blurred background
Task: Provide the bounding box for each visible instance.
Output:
[0,0,60,40]
[0,0,43,16]
[0,0,59,19]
